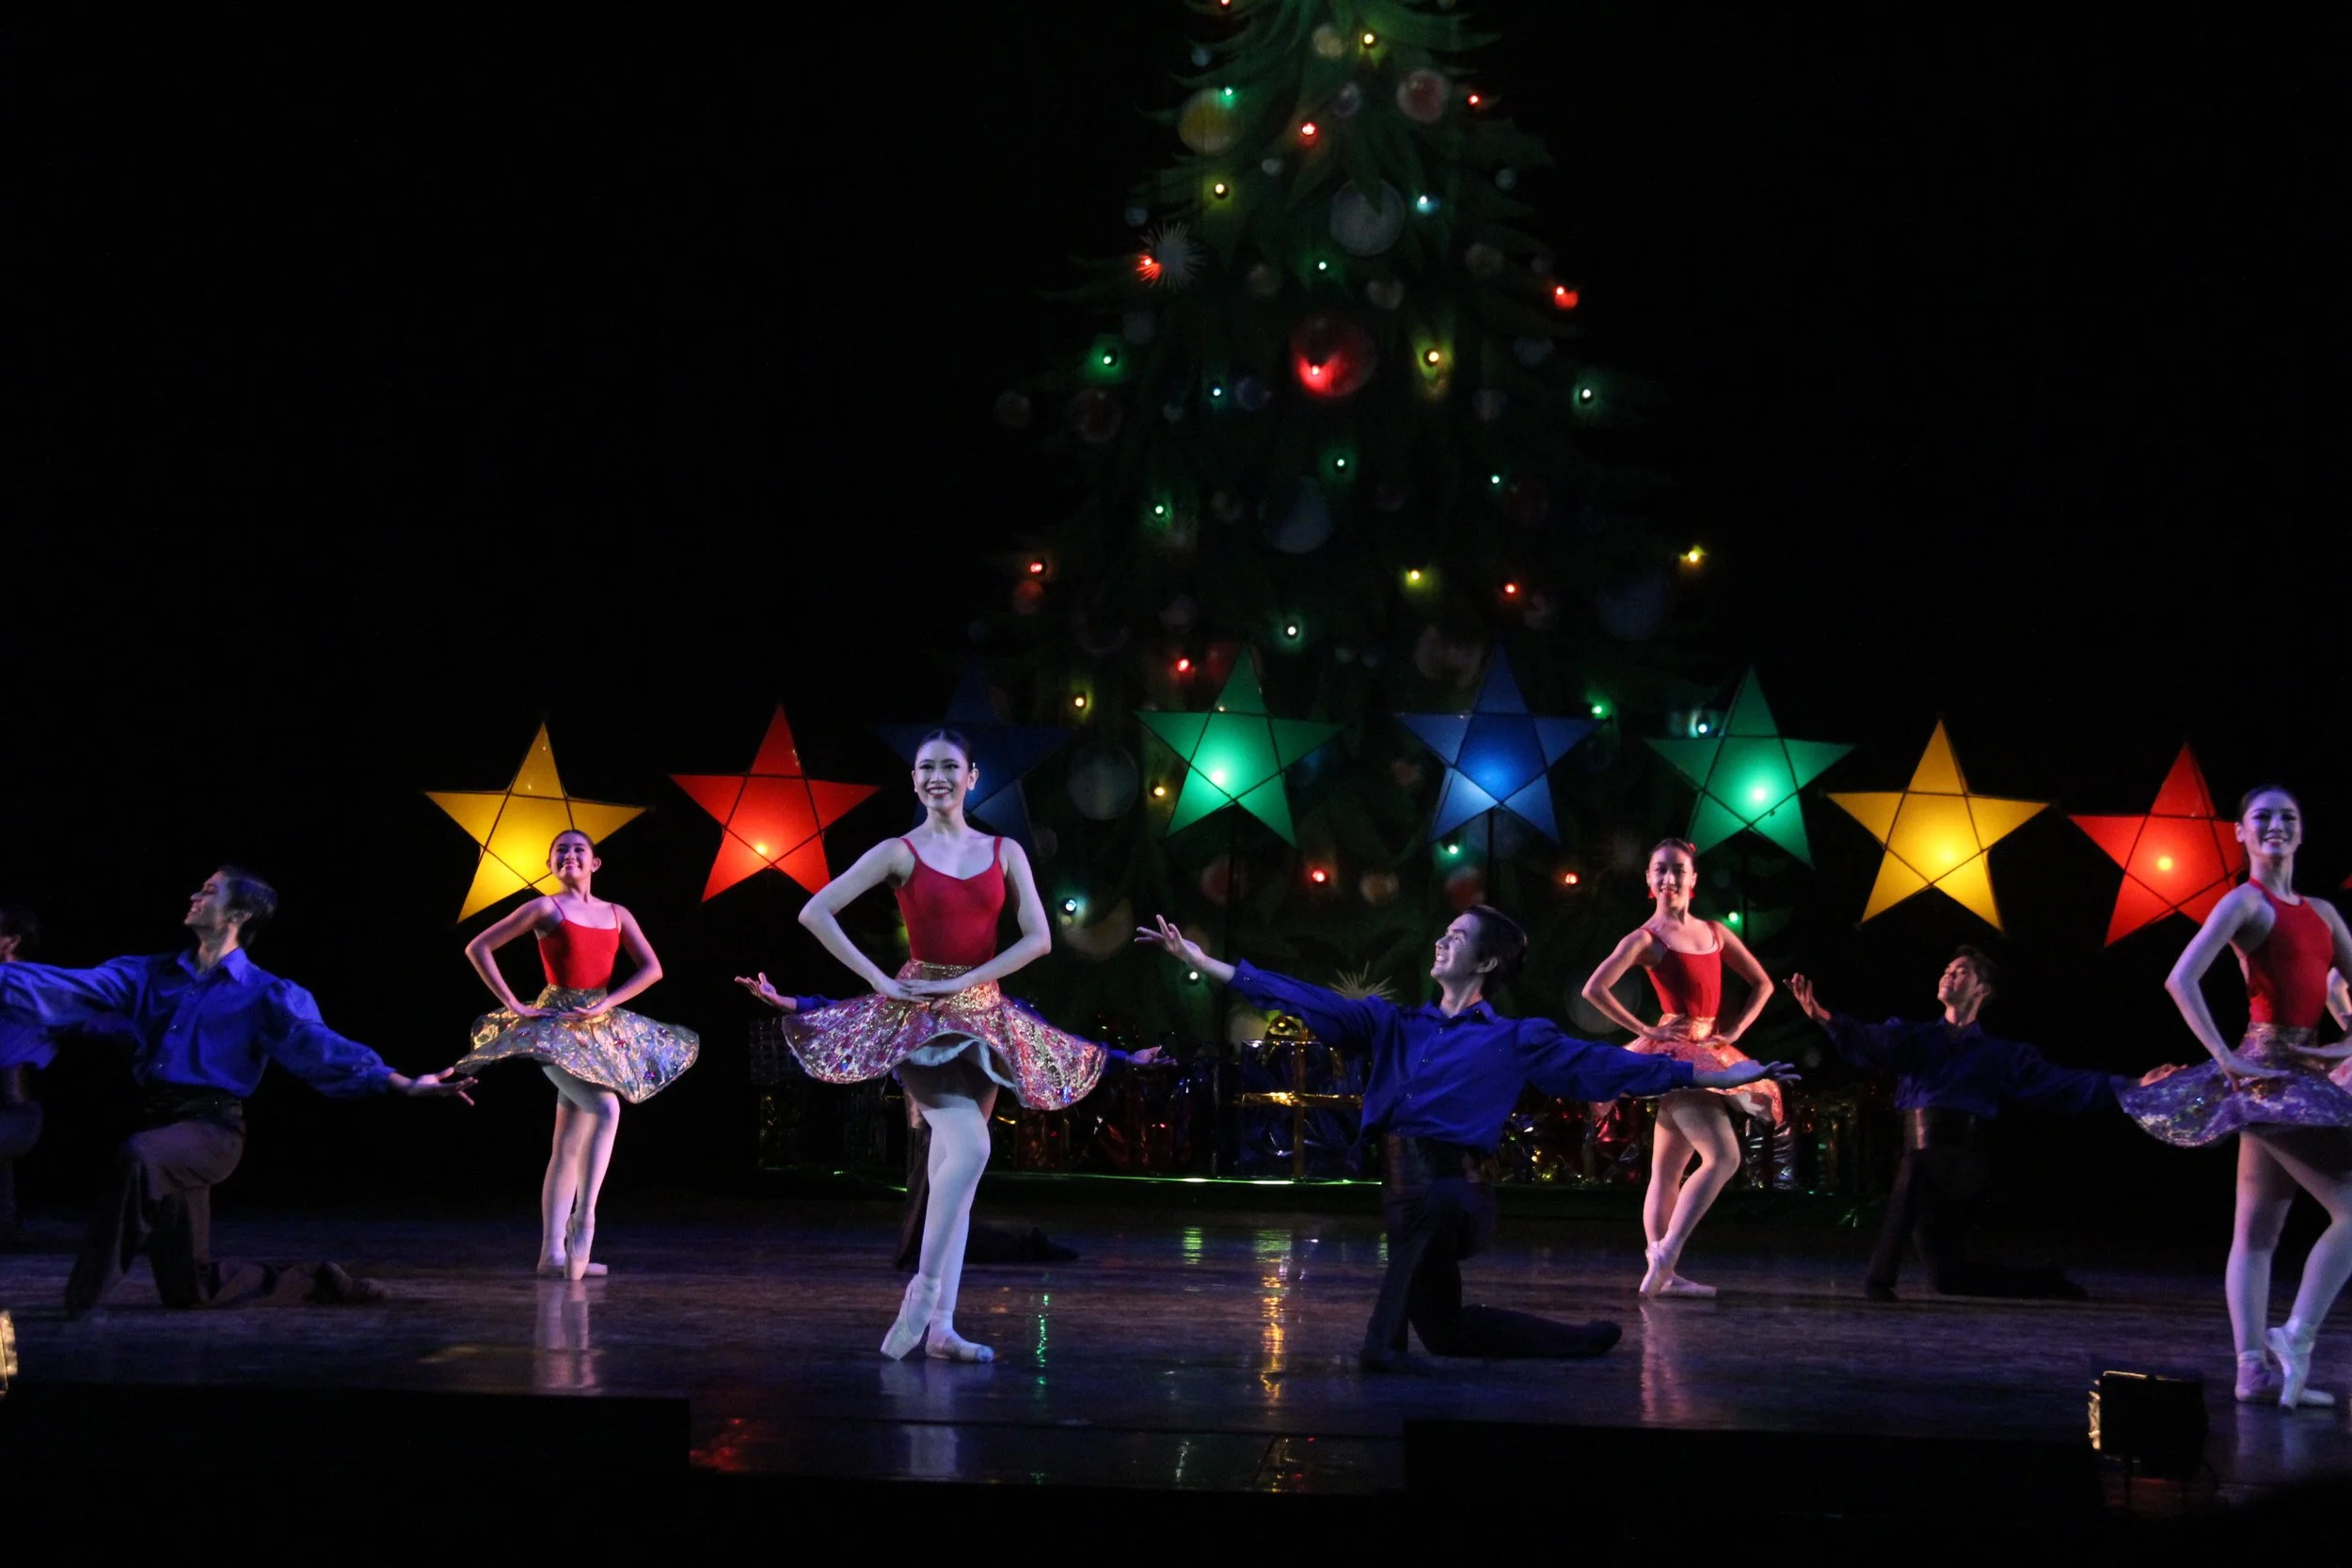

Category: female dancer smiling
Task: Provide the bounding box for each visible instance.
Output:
[1581,837,1777,1298]
[455,830,699,1280]
[782,729,1104,1363]
[2122,786,2352,1407]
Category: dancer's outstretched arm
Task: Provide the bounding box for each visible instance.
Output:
[1133,914,1385,1047]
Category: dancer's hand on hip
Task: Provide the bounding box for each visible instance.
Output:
[2217,1050,2284,1088]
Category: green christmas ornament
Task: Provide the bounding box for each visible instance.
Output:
[1139,659,1341,845]
[1645,671,1851,863]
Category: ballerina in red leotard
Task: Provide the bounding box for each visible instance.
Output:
[2122,785,2352,1407]
[1581,837,1778,1298]
[453,830,700,1280]
[779,729,1105,1362]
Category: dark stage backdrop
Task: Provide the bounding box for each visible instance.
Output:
[3,8,2335,1243]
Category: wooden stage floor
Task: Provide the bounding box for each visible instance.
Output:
[4,1190,2349,1512]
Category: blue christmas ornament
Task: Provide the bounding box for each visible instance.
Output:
[1396,651,1595,842]
[875,661,1069,848]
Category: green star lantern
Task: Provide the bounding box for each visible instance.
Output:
[1645,671,1851,863]
[1139,659,1341,845]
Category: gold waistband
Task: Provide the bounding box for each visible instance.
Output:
[1657,1014,1718,1041]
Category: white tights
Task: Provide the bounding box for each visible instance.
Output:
[2227,1129,2352,1356]
[900,1056,996,1355]
[1642,1091,1741,1291]
[542,1067,621,1280]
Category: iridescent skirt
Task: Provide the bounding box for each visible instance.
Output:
[454,986,700,1105]
[1628,1016,1785,1128]
[782,960,1105,1112]
[2121,1024,2352,1148]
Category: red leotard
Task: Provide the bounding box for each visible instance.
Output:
[1645,930,1724,1018]
[2244,884,2333,1030]
[539,913,622,990]
[895,837,1006,967]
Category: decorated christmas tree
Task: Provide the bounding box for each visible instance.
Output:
[984,0,1715,1050]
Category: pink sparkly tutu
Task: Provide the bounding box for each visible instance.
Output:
[2122,1024,2352,1148]
[782,960,1106,1112]
[1627,1016,1785,1127]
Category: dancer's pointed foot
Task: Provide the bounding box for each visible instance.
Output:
[1657,1274,1718,1299]
[1638,1243,1674,1299]
[564,1217,599,1282]
[924,1322,994,1363]
[2267,1324,2320,1410]
[535,1259,608,1278]
[882,1276,940,1360]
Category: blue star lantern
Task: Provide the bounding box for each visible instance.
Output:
[1397,651,1595,842]
[875,661,1068,849]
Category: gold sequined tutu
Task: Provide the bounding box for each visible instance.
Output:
[455,986,700,1104]
[782,960,1105,1111]
[1628,1016,1785,1127]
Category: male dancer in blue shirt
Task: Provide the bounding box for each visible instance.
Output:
[1137,906,1795,1373]
[0,905,49,1247]
[1788,948,2141,1302]
[0,868,474,1316]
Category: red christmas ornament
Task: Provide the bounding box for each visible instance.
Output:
[1290,311,1377,399]
[671,706,877,900]
[1064,388,1123,444]
[1396,69,1450,124]
[2071,745,2247,945]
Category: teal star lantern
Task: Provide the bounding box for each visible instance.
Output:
[1139,659,1341,845]
[1396,650,1595,842]
[1645,671,1851,863]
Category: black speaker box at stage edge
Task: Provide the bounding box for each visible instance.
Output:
[2089,1369,2209,1480]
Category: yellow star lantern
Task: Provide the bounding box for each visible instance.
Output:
[428,725,645,919]
[1829,722,2046,930]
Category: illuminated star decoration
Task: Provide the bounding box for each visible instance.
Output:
[429,724,645,920]
[1396,650,1594,841]
[1645,670,1851,863]
[1139,658,1341,846]
[2071,744,2246,945]
[671,705,877,900]
[875,660,1068,850]
[1829,721,2047,930]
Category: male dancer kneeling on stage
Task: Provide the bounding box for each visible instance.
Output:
[1137,906,1796,1374]
[1789,949,2150,1303]
[0,868,474,1317]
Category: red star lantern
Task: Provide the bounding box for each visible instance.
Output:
[671,705,877,899]
[2070,744,2245,945]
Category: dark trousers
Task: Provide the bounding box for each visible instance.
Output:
[1366,1134,1616,1358]
[0,1088,40,1233]
[1868,1116,2077,1298]
[65,1103,324,1315]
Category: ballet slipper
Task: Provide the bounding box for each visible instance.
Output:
[1641,1243,1706,1299]
[882,1276,940,1360]
[536,1259,608,1278]
[564,1216,605,1282]
[2267,1324,2319,1410]
[923,1321,994,1363]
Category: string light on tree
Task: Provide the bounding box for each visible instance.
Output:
[1550,284,1580,309]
